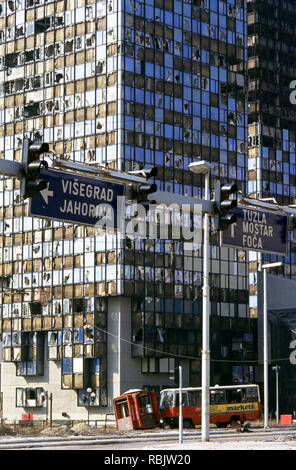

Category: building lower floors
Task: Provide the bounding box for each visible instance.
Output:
[0,296,258,423]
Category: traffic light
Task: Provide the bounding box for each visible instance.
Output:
[213,180,238,231]
[126,167,158,207]
[21,138,49,199]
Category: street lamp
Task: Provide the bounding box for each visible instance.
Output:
[261,261,283,429]
[189,160,213,442]
[272,365,280,425]
[86,387,92,425]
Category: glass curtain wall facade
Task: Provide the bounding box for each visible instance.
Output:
[247,0,296,316]
[0,0,256,418]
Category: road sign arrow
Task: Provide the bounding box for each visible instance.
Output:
[40,183,54,204]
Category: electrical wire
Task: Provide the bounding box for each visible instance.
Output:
[95,326,292,364]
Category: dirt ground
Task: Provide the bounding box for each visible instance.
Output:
[0,422,118,438]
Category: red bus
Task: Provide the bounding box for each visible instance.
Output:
[113,389,160,431]
[159,384,261,429]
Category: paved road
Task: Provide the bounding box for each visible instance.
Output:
[5,426,296,451]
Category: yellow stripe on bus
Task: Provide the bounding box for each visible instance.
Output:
[209,402,259,414]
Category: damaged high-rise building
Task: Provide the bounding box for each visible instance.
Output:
[0,0,257,422]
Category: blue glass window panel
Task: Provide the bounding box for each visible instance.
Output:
[202,105,209,118]
[202,91,210,104]
[210,0,218,11]
[228,30,235,44]
[164,11,173,26]
[175,299,183,313]
[201,49,209,63]
[155,65,163,79]
[174,0,182,14]
[192,19,200,34]
[62,358,72,374]
[145,149,153,163]
[184,72,191,86]
[125,118,134,131]
[174,13,181,28]
[193,91,201,104]
[228,97,236,111]
[174,127,182,140]
[210,66,218,80]
[165,124,173,138]
[155,151,163,165]
[183,44,190,58]
[174,28,182,42]
[193,103,201,115]
[201,22,209,36]
[135,88,144,103]
[184,87,191,100]
[125,57,134,72]
[193,117,201,130]
[155,8,163,22]
[210,12,218,25]
[283,129,289,140]
[219,68,227,82]
[125,86,134,101]
[145,5,154,19]
[211,107,219,120]
[145,120,154,135]
[145,62,154,77]
[184,4,191,17]
[174,98,182,113]
[165,54,173,67]
[165,298,173,313]
[135,147,144,162]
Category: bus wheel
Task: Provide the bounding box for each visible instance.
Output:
[183,419,194,429]
[216,422,228,428]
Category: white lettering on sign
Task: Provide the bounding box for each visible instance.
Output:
[241,209,274,250]
[59,199,113,220]
[61,179,114,202]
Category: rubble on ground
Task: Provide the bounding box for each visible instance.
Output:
[0,425,16,436]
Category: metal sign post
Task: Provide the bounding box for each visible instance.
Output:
[179,365,183,445]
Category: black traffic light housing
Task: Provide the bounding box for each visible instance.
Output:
[21,138,49,199]
[213,180,238,231]
[126,167,158,208]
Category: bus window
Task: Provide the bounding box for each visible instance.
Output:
[139,394,153,413]
[159,391,174,410]
[118,400,130,418]
[176,392,188,407]
[210,390,226,405]
[188,390,201,406]
[226,389,242,403]
[245,387,258,402]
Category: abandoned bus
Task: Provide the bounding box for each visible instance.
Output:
[159,384,261,428]
[113,389,160,431]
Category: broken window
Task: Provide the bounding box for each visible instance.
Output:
[65,39,74,54]
[25,49,34,63]
[5,53,17,68]
[24,102,42,117]
[35,17,51,33]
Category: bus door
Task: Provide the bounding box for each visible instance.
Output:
[136,392,160,428]
[209,389,227,424]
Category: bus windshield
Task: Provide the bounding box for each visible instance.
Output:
[159,391,174,410]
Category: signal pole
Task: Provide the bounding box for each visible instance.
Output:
[189,161,213,442]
